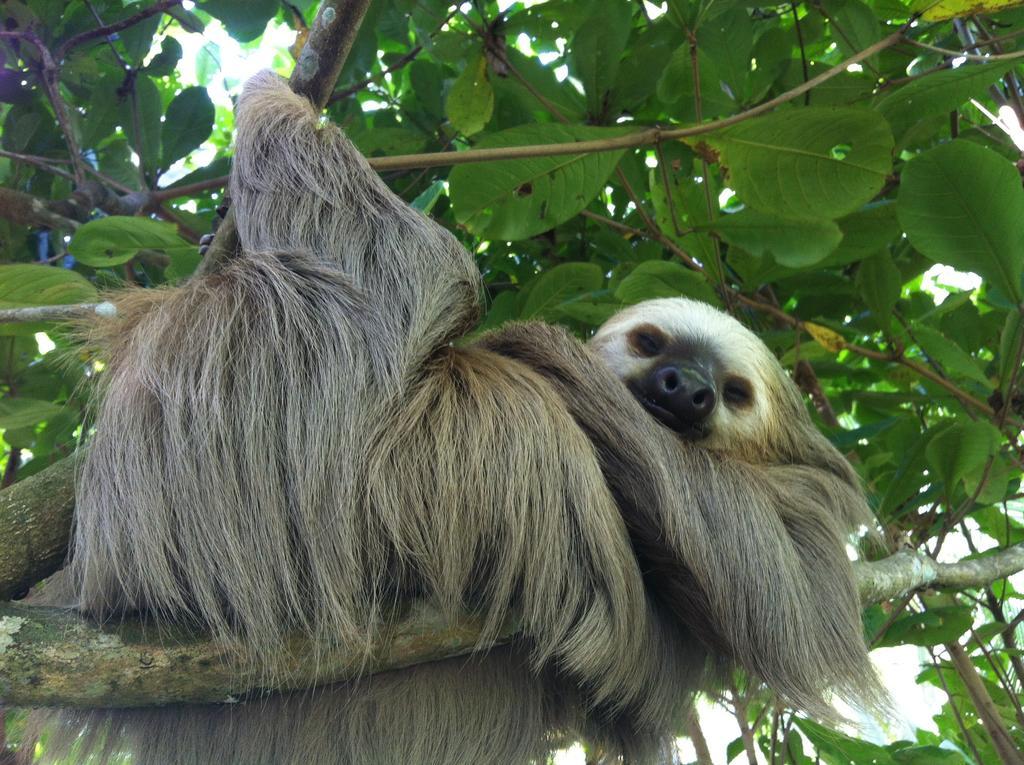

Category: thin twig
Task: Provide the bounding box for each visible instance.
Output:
[903,38,1024,62]
[53,0,183,62]
[369,28,908,171]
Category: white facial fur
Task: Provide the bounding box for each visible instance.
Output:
[589,298,791,459]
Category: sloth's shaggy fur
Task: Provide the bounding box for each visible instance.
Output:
[20,72,883,765]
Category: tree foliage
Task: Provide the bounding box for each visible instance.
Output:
[1,0,1023,762]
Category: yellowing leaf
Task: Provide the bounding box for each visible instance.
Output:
[805,322,845,353]
[912,0,1024,20]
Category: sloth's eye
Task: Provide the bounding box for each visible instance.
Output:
[628,325,665,357]
[635,333,661,356]
[723,377,754,407]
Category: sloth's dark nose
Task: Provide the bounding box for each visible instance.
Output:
[651,364,717,426]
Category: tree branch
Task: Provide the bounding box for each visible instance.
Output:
[0,602,509,708]
[52,0,184,62]
[856,545,1024,605]
[2,457,1023,707]
[0,457,78,603]
[0,303,114,325]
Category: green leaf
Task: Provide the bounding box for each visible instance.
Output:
[998,310,1024,391]
[70,217,194,268]
[199,0,277,42]
[569,2,634,116]
[925,419,1002,492]
[876,62,1016,141]
[898,140,1024,302]
[657,46,736,122]
[520,262,604,320]
[614,260,719,305]
[411,180,446,214]
[449,124,629,240]
[856,253,902,331]
[878,606,974,647]
[0,265,97,308]
[821,203,900,267]
[698,6,753,100]
[0,398,64,430]
[705,210,843,267]
[795,718,898,764]
[891,745,967,764]
[118,74,162,176]
[821,0,880,61]
[145,37,183,78]
[701,106,894,219]
[912,325,990,387]
[446,54,494,137]
[162,87,215,167]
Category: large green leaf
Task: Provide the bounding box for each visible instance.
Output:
[912,325,990,387]
[0,398,64,429]
[199,0,277,42]
[118,74,162,176]
[926,419,1002,493]
[520,262,604,319]
[856,253,901,331]
[71,217,194,268]
[898,140,1024,302]
[614,260,719,305]
[162,87,215,167]
[448,125,629,240]
[701,107,894,219]
[446,54,494,137]
[705,209,843,267]
[876,62,1017,140]
[569,2,633,116]
[0,264,97,308]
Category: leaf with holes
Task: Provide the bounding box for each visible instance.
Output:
[898,140,1024,302]
[449,124,630,241]
[699,107,894,220]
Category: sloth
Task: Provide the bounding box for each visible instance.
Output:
[18,72,883,765]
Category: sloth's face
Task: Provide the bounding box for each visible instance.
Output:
[589,298,787,456]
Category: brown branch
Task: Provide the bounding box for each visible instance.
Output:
[0,150,75,182]
[946,641,1024,765]
[53,0,184,62]
[0,31,86,184]
[369,27,907,171]
[327,44,423,104]
[0,188,80,230]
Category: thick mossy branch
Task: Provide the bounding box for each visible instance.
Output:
[0,457,78,601]
[2,458,1024,708]
[0,602,509,708]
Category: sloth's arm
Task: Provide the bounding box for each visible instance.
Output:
[228,71,481,384]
